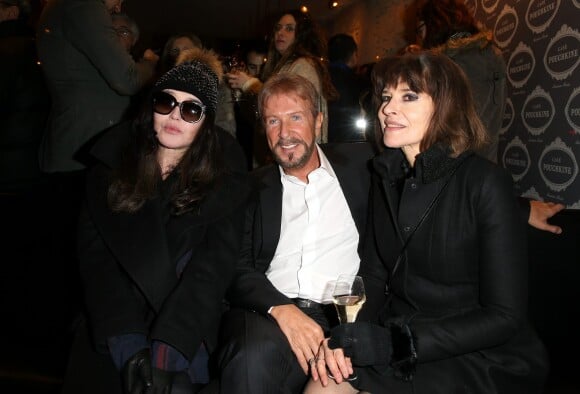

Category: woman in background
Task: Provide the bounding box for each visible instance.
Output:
[414,0,565,234]
[225,9,337,144]
[414,0,505,163]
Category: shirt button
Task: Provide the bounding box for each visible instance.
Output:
[403,226,411,232]
[410,183,417,189]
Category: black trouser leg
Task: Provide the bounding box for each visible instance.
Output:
[216,308,309,394]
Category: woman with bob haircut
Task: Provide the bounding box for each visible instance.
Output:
[305,51,548,394]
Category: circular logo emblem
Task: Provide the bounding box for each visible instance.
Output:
[482,0,499,14]
[526,0,561,34]
[502,137,530,182]
[565,87,580,134]
[521,86,555,136]
[500,98,515,134]
[538,138,578,192]
[507,42,535,89]
[543,24,580,81]
[494,5,518,49]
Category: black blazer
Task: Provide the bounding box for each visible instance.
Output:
[227,142,375,314]
[78,124,251,360]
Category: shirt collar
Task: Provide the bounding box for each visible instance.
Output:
[278,144,337,183]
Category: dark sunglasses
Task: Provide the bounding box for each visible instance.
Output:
[152,91,206,123]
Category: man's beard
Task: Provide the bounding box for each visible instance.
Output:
[272,138,315,170]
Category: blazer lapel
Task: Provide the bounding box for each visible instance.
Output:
[323,146,367,236]
[87,175,175,312]
[256,167,282,270]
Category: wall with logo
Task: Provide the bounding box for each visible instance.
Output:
[330,0,579,206]
[463,0,580,208]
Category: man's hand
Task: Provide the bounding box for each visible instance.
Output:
[310,338,353,387]
[269,304,325,374]
[529,200,564,234]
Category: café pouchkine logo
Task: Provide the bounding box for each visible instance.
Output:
[539,138,578,192]
[525,0,561,35]
[502,136,531,182]
[565,87,580,134]
[494,5,519,49]
[500,98,515,135]
[507,42,536,89]
[543,24,580,81]
[521,86,555,135]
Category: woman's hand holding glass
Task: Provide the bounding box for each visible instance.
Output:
[223,55,248,101]
[225,69,251,91]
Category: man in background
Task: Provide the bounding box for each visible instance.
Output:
[111,11,138,56]
[234,41,267,169]
[0,0,50,190]
[35,0,158,330]
[327,33,369,143]
[245,46,266,78]
[37,0,158,173]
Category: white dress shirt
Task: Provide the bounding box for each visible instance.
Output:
[265,146,360,303]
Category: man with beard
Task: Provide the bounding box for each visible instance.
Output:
[207,74,375,394]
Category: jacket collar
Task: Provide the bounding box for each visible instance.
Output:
[373,144,473,184]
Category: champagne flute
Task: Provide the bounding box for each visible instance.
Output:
[327,274,365,382]
[332,275,366,324]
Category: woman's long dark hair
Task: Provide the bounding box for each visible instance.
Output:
[107,93,223,215]
[262,9,338,101]
[418,0,480,49]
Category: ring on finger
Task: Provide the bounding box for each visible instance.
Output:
[308,357,316,365]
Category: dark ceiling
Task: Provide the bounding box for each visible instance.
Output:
[124,0,356,52]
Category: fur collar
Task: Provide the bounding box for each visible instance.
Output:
[431,31,493,57]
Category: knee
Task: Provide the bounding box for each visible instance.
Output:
[303,378,329,394]
[223,330,287,367]
[217,311,290,369]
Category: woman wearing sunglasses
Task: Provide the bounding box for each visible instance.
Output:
[61,48,251,394]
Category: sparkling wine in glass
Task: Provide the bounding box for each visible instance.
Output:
[332,275,366,323]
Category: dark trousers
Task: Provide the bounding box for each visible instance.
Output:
[211,304,337,394]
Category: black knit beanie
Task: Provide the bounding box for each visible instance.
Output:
[153,47,223,113]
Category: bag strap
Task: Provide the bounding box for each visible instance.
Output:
[385,156,467,295]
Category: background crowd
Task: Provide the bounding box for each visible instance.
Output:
[0,0,577,393]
